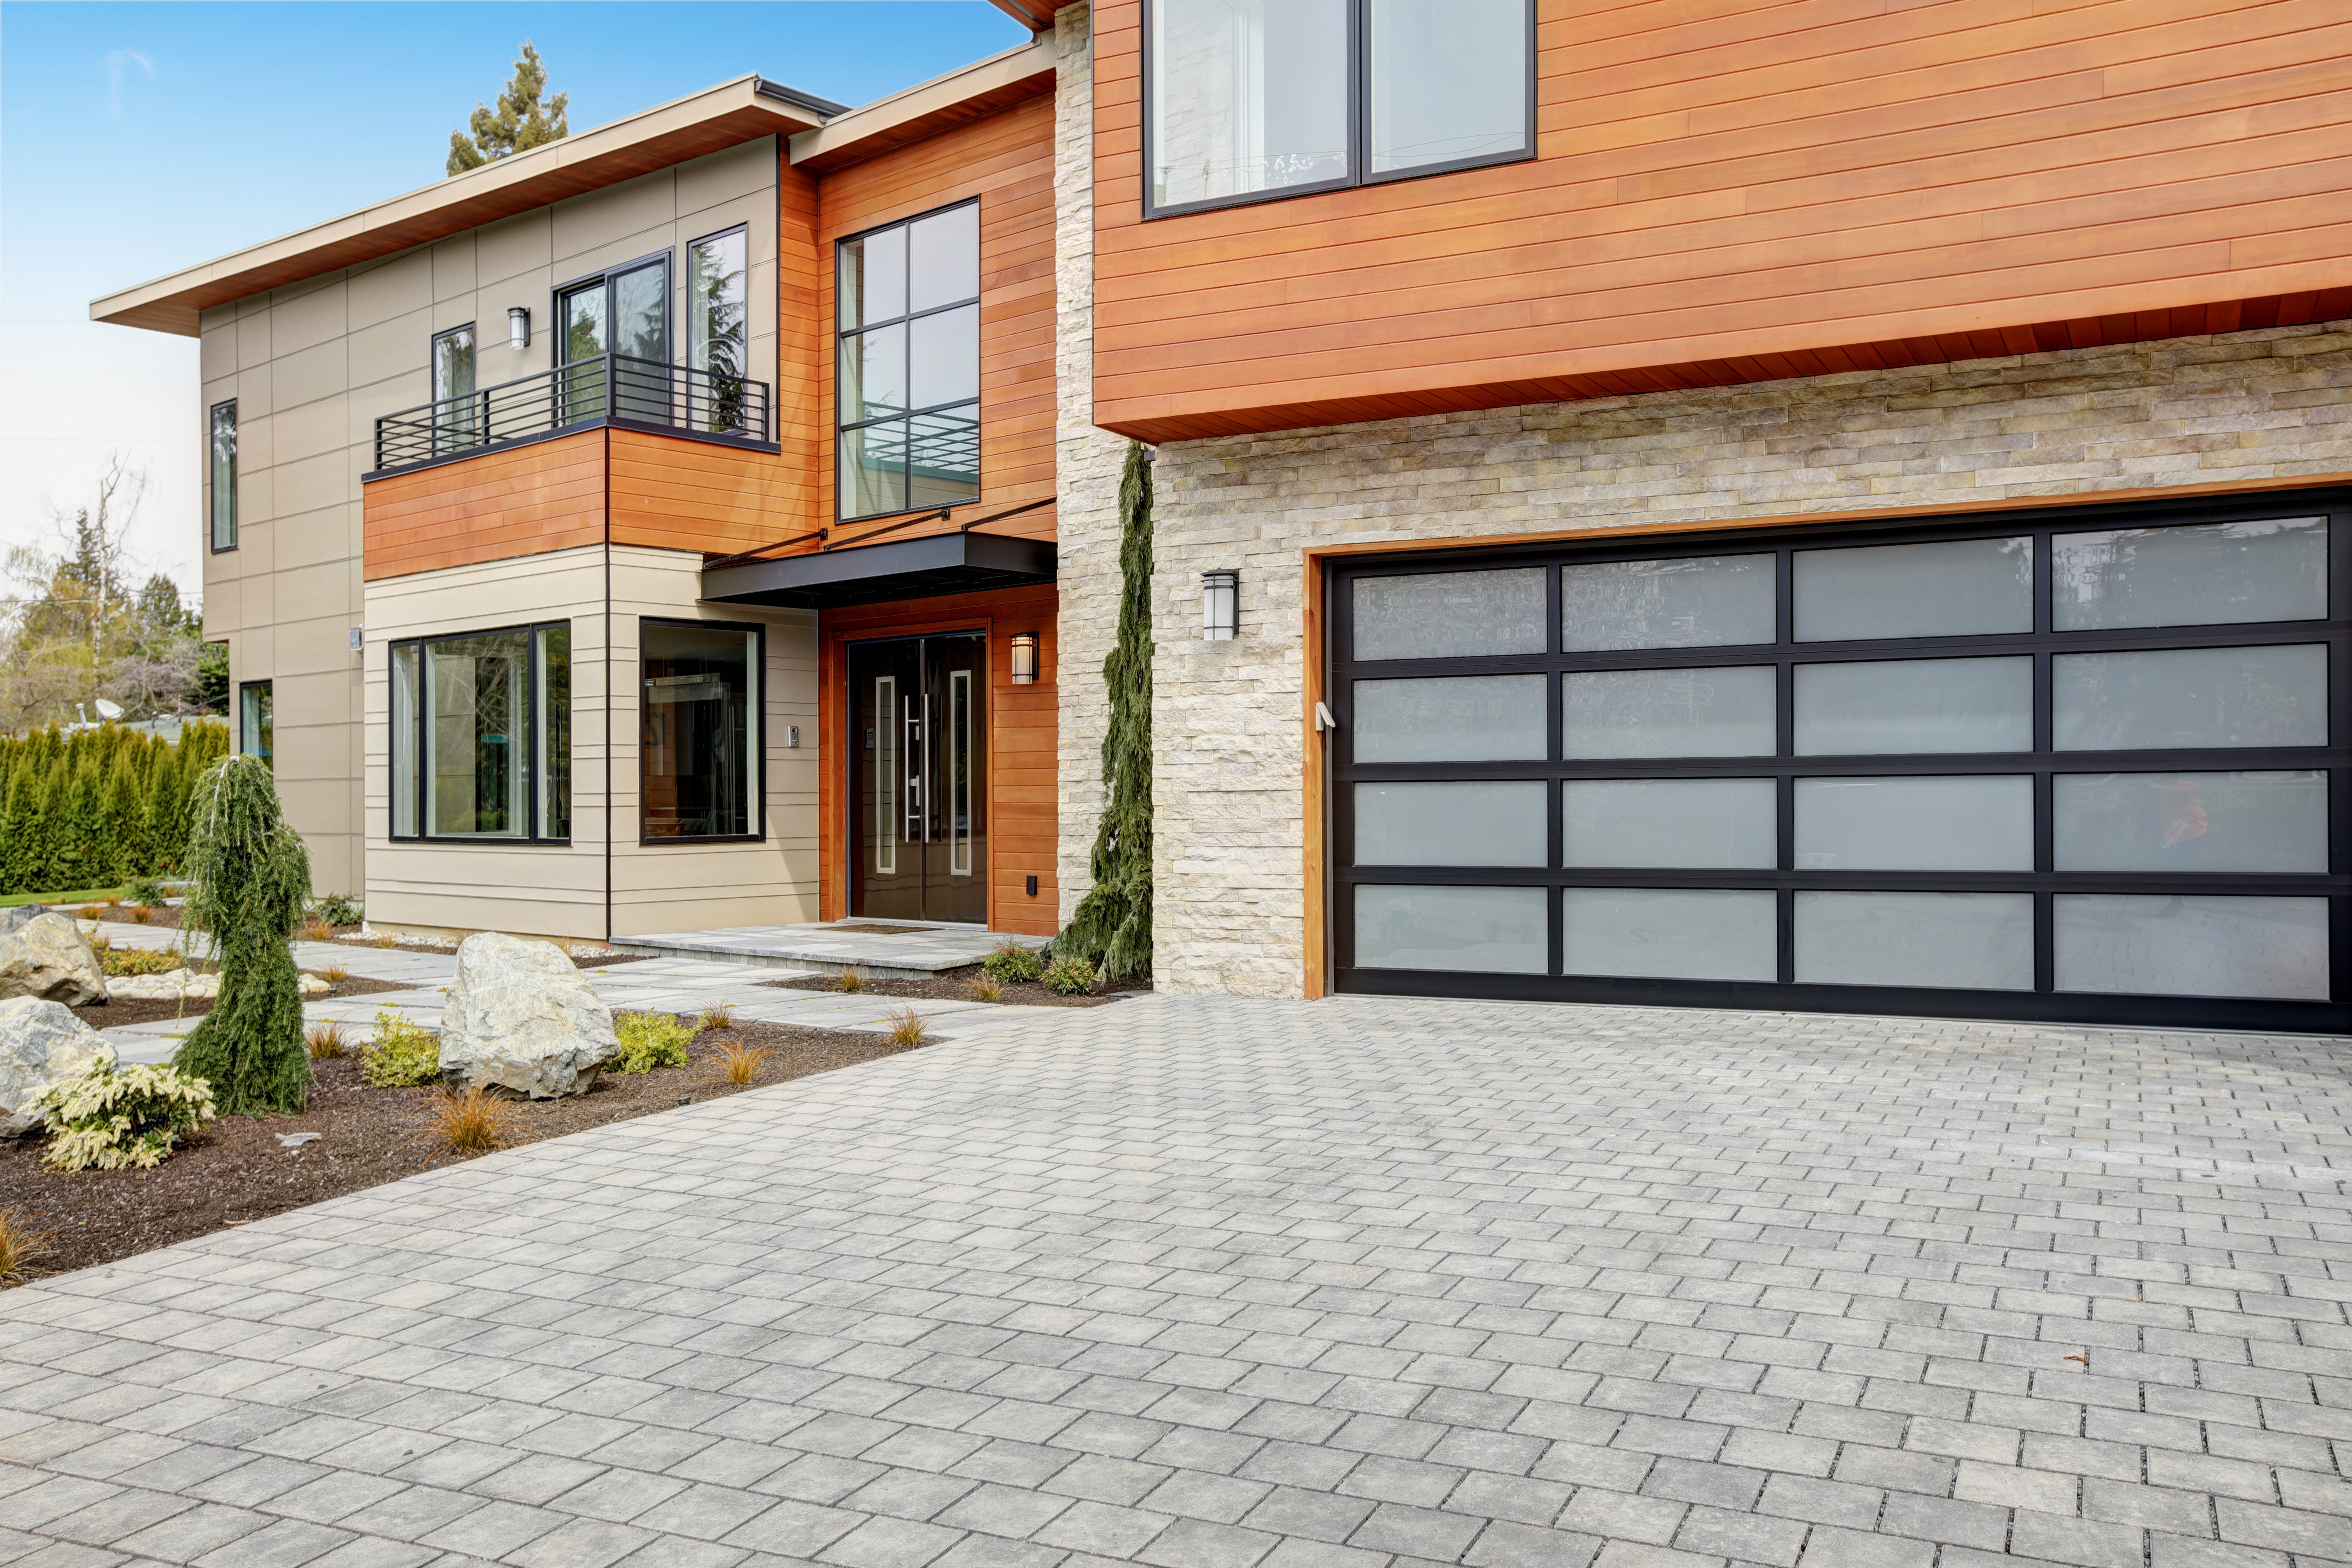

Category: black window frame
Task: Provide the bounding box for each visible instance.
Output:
[833,198,983,524]
[238,678,271,769]
[1141,0,1538,221]
[684,223,755,435]
[430,322,478,454]
[388,619,573,847]
[638,616,768,846]
[1325,486,2352,1034]
[209,398,238,553]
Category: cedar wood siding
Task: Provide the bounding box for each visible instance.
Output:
[816,583,1061,934]
[1091,0,2352,443]
[363,430,606,580]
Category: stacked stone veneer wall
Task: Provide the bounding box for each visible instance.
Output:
[1052,0,1134,931]
[1148,323,2352,997]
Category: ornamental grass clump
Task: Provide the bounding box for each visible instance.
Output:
[305,1021,350,1060]
[609,1011,692,1073]
[716,1039,771,1085]
[0,1206,50,1285]
[34,1062,217,1171]
[967,974,1005,1003]
[430,1085,512,1156]
[360,1008,440,1087]
[1042,956,1097,997]
[884,1006,934,1049]
[172,755,313,1116]
[834,965,866,994]
[980,942,1043,984]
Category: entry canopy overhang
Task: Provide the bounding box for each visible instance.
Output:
[700,531,1055,610]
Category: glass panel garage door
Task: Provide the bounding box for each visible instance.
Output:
[1330,500,2348,1031]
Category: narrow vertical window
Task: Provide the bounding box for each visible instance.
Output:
[391,645,419,838]
[641,621,759,840]
[687,227,748,433]
[239,680,272,770]
[209,400,237,551]
[432,324,477,451]
[537,624,572,840]
[838,203,980,520]
[948,668,972,875]
[873,674,898,874]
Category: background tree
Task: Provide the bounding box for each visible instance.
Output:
[174,754,312,1116]
[447,42,568,175]
[1052,442,1155,978]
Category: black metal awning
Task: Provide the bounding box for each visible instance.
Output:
[699,531,1055,609]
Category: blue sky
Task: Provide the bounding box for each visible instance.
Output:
[0,1,1030,591]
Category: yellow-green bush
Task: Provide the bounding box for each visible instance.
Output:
[360,1008,440,1087]
[1042,956,1096,996]
[100,947,184,978]
[33,1062,216,1171]
[609,1011,693,1073]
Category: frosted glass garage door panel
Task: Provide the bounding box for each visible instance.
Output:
[2053,516,2326,631]
[2055,895,2329,1001]
[1561,554,1776,651]
[2054,771,2328,873]
[1795,776,2034,871]
[1563,778,1778,868]
[1795,891,2034,990]
[2053,645,2327,751]
[1355,886,1547,973]
[1562,889,1777,982]
[1353,568,1548,660]
[1794,536,2033,642]
[1562,666,1775,758]
[1353,675,1547,761]
[1794,657,2033,755]
[1355,782,1547,867]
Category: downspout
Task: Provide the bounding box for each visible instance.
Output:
[603,427,615,946]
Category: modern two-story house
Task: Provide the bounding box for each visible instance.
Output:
[96,1,2352,1035]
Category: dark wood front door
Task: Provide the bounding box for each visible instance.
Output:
[848,634,987,924]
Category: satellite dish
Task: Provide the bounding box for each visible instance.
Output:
[93,698,125,721]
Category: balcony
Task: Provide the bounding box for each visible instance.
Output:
[371,354,775,476]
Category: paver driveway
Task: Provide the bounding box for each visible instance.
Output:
[2,994,2348,1568]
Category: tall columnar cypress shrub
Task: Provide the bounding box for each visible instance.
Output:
[60,760,103,892]
[173,754,312,1116]
[0,764,38,895]
[1052,441,1155,979]
[28,759,69,894]
[147,746,188,875]
[102,751,148,883]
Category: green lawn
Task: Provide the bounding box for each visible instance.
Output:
[0,886,126,909]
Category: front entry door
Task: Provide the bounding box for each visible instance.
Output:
[849,634,987,923]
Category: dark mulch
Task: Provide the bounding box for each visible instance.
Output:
[0,1019,916,1284]
[67,973,414,1033]
[76,904,186,931]
[766,964,1149,1008]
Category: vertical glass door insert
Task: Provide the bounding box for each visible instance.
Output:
[848,634,987,923]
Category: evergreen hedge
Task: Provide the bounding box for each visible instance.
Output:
[0,718,225,896]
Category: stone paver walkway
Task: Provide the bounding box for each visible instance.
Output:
[3,995,2347,1568]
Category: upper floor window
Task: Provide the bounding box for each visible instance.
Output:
[837,202,980,521]
[558,253,668,424]
[209,400,237,551]
[687,227,750,434]
[1147,0,1532,218]
[432,324,476,451]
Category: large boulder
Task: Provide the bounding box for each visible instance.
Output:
[438,932,615,1098]
[0,904,54,937]
[0,996,117,1136]
[0,912,107,1007]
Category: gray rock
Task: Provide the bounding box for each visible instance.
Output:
[0,912,107,1006]
[438,931,615,1098]
[0,996,117,1136]
[0,904,52,937]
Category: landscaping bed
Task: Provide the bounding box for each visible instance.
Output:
[67,972,415,1033]
[767,965,1149,1007]
[0,1018,916,1283]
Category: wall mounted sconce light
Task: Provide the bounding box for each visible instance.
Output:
[507,306,532,350]
[1009,632,1040,684]
[1202,569,1238,640]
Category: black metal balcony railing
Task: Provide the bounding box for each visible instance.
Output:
[372,353,772,472]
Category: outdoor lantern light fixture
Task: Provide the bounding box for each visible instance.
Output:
[1009,632,1040,685]
[1202,569,1238,640]
[507,306,532,350]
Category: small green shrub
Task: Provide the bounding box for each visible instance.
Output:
[123,875,172,907]
[360,1008,441,1087]
[309,892,364,927]
[34,1063,217,1171]
[1042,956,1096,996]
[981,943,1044,983]
[609,1011,692,1073]
[100,947,183,978]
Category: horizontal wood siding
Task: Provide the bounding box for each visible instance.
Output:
[363,431,605,580]
[1093,0,2352,442]
[607,428,809,555]
[816,94,1060,556]
[817,584,1060,934]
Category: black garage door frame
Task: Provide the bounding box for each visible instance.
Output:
[1324,485,2351,1033]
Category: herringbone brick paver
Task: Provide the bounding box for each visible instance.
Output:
[2,995,2347,1568]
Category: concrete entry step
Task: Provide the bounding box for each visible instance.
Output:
[609,920,1049,979]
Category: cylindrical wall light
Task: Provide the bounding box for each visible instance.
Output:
[1009,632,1040,685]
[1202,569,1238,641]
[507,306,532,350]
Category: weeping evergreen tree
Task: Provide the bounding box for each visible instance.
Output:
[1053,441,1155,978]
[173,754,312,1116]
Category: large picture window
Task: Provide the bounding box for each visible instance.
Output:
[209,400,237,552]
[1147,0,1532,217]
[390,622,571,842]
[642,620,761,841]
[1331,501,2348,1032]
[836,202,980,521]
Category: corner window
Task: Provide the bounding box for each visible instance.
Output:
[686,227,750,434]
[432,324,477,451]
[209,400,237,551]
[239,680,272,769]
[837,202,980,521]
[642,621,760,840]
[390,623,571,842]
[1147,0,1532,217]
